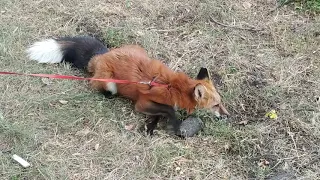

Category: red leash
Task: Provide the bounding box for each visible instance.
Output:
[0,71,169,87]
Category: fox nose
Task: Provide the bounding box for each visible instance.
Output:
[212,103,230,118]
[219,103,230,117]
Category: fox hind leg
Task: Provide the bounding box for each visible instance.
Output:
[135,100,181,135]
[89,71,117,98]
[146,115,161,135]
[88,57,117,97]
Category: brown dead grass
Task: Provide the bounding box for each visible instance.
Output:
[0,0,319,179]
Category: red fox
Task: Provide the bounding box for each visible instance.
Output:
[26,36,229,136]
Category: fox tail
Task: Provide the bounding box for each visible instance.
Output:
[26,36,108,69]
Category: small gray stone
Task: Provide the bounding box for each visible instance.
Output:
[178,117,204,137]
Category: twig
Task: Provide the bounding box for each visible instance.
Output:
[270,159,283,170]
[209,16,263,32]
[288,132,300,161]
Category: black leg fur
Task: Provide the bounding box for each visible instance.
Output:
[143,102,181,135]
[100,90,114,99]
[146,115,161,135]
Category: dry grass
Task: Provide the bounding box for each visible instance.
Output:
[0,0,319,179]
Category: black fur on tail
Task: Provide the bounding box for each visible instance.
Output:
[57,36,108,69]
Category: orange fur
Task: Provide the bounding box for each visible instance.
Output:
[87,45,228,116]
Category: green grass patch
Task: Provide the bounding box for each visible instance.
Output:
[103,28,134,48]
[295,0,320,13]
[280,0,320,13]
[0,113,32,145]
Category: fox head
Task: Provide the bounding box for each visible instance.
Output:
[193,68,229,117]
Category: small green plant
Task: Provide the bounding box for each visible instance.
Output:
[125,0,131,8]
[279,0,320,13]
[298,0,320,13]
[228,66,238,74]
[10,175,20,180]
[255,166,271,179]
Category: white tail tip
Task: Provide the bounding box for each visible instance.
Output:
[26,39,63,63]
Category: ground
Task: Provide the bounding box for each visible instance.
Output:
[0,0,319,179]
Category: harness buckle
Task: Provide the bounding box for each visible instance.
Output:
[139,76,158,87]
[139,81,152,86]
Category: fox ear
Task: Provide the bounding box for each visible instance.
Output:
[196,68,210,80]
[194,84,205,101]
